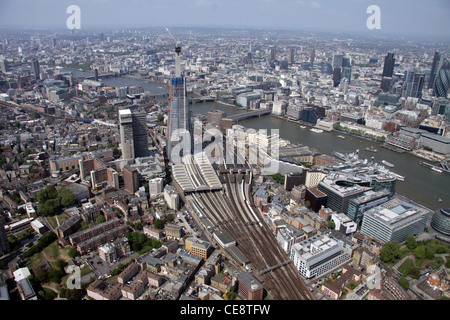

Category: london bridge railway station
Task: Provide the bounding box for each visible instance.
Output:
[171,154,314,300]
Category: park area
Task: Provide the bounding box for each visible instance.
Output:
[379,237,450,293]
[22,232,93,300]
[396,238,450,279]
[376,237,450,297]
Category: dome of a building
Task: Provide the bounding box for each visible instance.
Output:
[431,208,450,236]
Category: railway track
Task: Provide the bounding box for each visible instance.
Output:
[187,165,314,299]
[226,172,313,299]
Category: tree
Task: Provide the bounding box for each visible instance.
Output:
[68,247,78,258]
[153,219,164,229]
[41,288,57,300]
[48,266,65,284]
[58,187,77,207]
[96,215,106,224]
[59,288,84,300]
[23,148,34,157]
[80,221,89,230]
[408,267,420,279]
[272,173,285,184]
[37,198,61,216]
[398,277,409,291]
[34,268,48,284]
[327,220,335,229]
[37,185,58,204]
[405,236,417,250]
[226,286,236,300]
[132,241,142,252]
[36,186,77,216]
[414,245,426,259]
[380,241,401,264]
[113,147,121,158]
[112,263,125,276]
[133,221,143,230]
[425,247,435,260]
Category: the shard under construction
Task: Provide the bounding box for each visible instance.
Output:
[167,45,191,163]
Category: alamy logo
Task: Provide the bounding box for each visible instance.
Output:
[66,5,81,30]
[366,5,381,30]
[65,265,81,289]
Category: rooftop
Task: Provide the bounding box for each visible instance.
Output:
[237,272,263,292]
[365,198,428,226]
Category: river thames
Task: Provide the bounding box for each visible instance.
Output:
[62,71,448,211]
[191,102,449,212]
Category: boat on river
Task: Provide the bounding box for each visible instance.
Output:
[365,146,378,152]
[420,161,443,173]
[310,128,323,133]
[432,167,443,173]
[381,160,394,167]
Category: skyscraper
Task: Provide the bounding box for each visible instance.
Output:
[342,57,351,68]
[119,109,135,160]
[332,67,341,87]
[310,49,315,65]
[269,47,276,61]
[341,58,352,83]
[332,53,344,68]
[382,53,395,78]
[403,70,424,99]
[119,107,149,160]
[289,47,296,65]
[428,51,443,89]
[380,77,392,92]
[31,58,40,80]
[433,59,450,98]
[167,45,190,162]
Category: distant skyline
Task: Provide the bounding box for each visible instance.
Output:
[0,0,449,39]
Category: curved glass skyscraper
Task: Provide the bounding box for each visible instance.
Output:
[433,59,450,98]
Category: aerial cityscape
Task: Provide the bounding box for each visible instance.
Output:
[0,0,450,307]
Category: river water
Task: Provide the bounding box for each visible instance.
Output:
[192,102,449,212]
[62,70,448,211]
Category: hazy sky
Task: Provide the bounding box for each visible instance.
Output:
[0,0,449,38]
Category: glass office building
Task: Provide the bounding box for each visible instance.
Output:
[431,208,450,236]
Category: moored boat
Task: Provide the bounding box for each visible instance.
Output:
[393,173,405,181]
[381,160,394,167]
